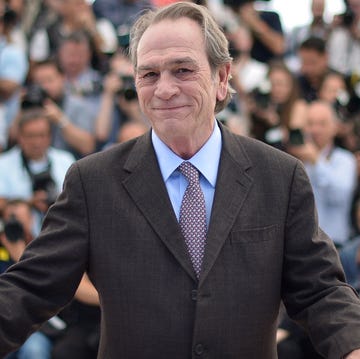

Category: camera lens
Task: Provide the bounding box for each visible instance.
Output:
[118,76,137,101]
[123,88,137,101]
[4,214,25,243]
[21,84,48,110]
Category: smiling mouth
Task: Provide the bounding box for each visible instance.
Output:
[154,105,188,111]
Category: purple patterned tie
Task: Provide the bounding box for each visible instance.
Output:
[179,161,206,278]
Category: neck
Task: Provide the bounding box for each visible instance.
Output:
[66,70,82,82]
[30,155,47,162]
[167,137,206,159]
[162,123,214,160]
[317,142,333,153]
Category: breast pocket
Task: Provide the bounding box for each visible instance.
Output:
[230,224,280,245]
[227,224,283,289]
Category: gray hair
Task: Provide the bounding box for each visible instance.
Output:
[18,108,50,132]
[129,1,233,113]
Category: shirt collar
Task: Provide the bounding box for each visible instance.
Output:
[152,120,222,187]
[319,144,334,160]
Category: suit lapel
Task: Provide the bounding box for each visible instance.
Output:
[121,127,254,284]
[122,133,197,281]
[199,127,254,285]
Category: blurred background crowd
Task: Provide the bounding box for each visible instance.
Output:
[0,0,360,358]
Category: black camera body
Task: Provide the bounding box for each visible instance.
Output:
[252,87,271,109]
[117,75,137,101]
[22,153,58,207]
[32,170,58,206]
[288,128,305,146]
[3,214,25,243]
[21,84,49,110]
[228,41,242,59]
[1,6,17,28]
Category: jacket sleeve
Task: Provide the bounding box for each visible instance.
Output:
[0,162,89,356]
[282,161,360,359]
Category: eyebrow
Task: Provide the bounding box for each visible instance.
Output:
[137,57,197,71]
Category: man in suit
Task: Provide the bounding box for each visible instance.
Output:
[1,2,360,358]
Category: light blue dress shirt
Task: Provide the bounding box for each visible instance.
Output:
[0,37,28,148]
[304,145,357,245]
[151,121,222,229]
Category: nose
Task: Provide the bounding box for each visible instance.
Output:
[154,73,179,100]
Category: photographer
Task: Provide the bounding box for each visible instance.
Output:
[57,31,104,117]
[0,199,54,359]
[28,0,117,70]
[226,23,268,96]
[318,70,360,151]
[247,60,308,150]
[328,0,360,76]
[0,199,32,264]
[224,0,285,64]
[0,108,75,232]
[297,36,331,103]
[29,59,97,159]
[0,1,28,152]
[95,50,148,149]
[288,100,357,248]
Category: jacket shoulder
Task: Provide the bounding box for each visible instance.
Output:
[75,136,145,174]
[224,130,300,170]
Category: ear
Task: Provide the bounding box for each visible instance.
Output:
[216,62,231,102]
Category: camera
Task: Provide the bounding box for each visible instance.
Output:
[118,33,130,49]
[332,89,351,122]
[228,40,242,59]
[32,170,58,206]
[342,8,355,27]
[21,84,49,110]
[288,128,305,146]
[117,24,131,49]
[117,75,137,101]
[252,87,271,109]
[0,6,17,28]
[3,214,25,243]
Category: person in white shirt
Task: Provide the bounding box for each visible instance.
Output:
[0,108,75,234]
[288,100,357,247]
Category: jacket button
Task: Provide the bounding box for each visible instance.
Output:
[191,289,198,301]
[194,343,204,355]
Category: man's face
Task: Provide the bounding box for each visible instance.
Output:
[32,64,64,100]
[135,17,229,148]
[299,49,327,80]
[305,103,337,149]
[318,74,346,103]
[18,117,51,160]
[58,41,91,78]
[269,68,293,105]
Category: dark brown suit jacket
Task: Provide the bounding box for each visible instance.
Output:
[1,124,360,358]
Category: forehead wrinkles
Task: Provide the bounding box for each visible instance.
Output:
[136,19,206,63]
[137,55,198,71]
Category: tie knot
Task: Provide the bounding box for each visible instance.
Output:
[179,161,199,185]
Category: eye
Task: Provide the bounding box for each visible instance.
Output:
[143,72,158,79]
[177,68,192,74]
